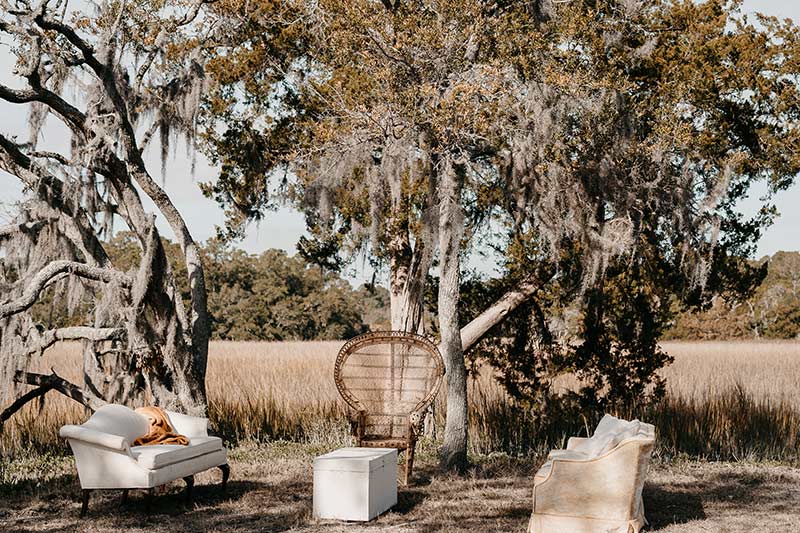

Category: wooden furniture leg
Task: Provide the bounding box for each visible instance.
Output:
[121,489,129,505]
[404,445,415,486]
[218,464,230,490]
[183,475,194,504]
[80,489,91,517]
[145,487,155,513]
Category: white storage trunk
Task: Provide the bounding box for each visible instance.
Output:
[313,447,397,521]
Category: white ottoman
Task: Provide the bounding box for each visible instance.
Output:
[313,447,397,521]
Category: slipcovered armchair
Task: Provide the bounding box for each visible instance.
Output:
[528,415,656,533]
[60,404,229,516]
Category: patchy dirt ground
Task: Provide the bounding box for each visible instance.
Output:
[2,443,800,532]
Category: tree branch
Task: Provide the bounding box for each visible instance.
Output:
[0,220,47,238]
[20,327,125,359]
[0,261,131,319]
[0,385,53,427]
[14,370,106,411]
[0,82,86,133]
[459,279,540,352]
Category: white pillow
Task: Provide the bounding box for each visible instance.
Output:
[597,419,641,456]
[592,414,620,439]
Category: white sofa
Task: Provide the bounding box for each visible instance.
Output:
[528,414,655,533]
[59,404,229,516]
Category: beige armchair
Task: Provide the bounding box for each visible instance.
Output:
[528,415,655,533]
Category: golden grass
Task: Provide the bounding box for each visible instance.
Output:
[660,340,800,406]
[3,340,800,461]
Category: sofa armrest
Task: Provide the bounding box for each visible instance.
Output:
[165,411,209,438]
[566,436,590,451]
[59,425,130,452]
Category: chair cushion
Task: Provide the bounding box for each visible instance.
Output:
[547,449,589,461]
[596,419,641,457]
[132,436,223,470]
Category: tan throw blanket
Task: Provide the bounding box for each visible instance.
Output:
[133,406,189,446]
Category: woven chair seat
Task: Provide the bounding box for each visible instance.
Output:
[359,437,410,448]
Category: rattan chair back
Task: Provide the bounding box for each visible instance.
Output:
[334,331,445,440]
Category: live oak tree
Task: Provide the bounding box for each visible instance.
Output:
[461,0,800,413]
[201,0,800,470]
[0,0,216,419]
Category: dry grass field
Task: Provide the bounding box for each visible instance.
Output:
[3,340,800,457]
[2,442,800,532]
[2,340,800,531]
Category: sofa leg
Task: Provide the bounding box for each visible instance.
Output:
[183,475,194,504]
[218,464,230,491]
[80,489,91,517]
[145,487,155,513]
[121,489,129,505]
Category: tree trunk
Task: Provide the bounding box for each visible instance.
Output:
[389,246,428,334]
[0,3,211,425]
[459,280,540,352]
[387,155,437,334]
[437,158,467,472]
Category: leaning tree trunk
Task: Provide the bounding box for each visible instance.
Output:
[438,159,468,472]
[0,2,212,422]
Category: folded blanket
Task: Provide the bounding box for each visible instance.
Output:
[133,406,189,446]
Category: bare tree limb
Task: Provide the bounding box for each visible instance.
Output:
[0,82,86,133]
[0,385,53,427]
[0,261,131,319]
[14,370,106,411]
[459,279,539,352]
[30,150,72,165]
[19,327,125,358]
[0,220,47,238]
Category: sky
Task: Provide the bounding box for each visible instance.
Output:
[1,0,799,285]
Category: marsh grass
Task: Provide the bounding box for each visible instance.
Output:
[2,340,800,466]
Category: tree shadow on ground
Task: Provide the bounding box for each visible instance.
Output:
[1,477,303,533]
[644,484,706,529]
[0,471,77,500]
[646,468,799,531]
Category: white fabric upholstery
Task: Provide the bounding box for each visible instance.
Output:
[60,404,227,490]
[164,410,210,438]
[82,403,150,443]
[132,437,222,470]
[529,414,656,533]
[59,425,130,452]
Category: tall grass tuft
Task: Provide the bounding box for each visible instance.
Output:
[2,340,800,465]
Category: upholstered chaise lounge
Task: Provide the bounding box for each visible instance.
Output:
[60,404,229,516]
[528,414,656,533]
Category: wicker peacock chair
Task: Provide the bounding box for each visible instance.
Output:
[334,331,445,485]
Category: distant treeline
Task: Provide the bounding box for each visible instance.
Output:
[23,234,800,341]
[666,251,800,340]
[29,233,391,341]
